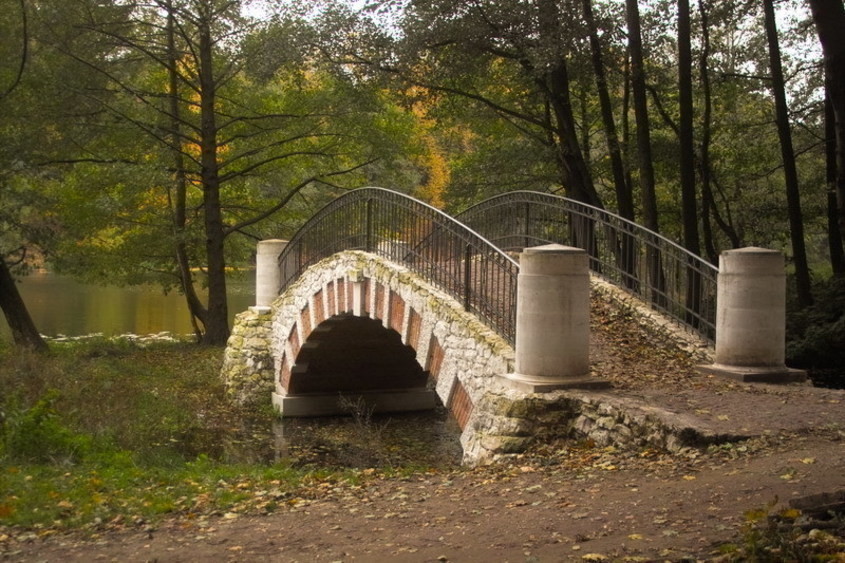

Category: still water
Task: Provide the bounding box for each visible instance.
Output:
[0,271,255,340]
[1,271,465,467]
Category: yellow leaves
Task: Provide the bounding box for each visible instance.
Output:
[744,507,769,522]
[627,533,645,540]
[413,135,449,209]
[800,457,816,464]
[682,475,697,481]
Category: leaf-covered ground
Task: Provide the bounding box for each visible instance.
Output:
[2,300,845,561]
[3,434,844,561]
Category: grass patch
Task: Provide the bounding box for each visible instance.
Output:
[0,455,344,529]
[0,339,369,531]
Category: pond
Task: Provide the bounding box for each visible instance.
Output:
[202,409,464,468]
[1,271,465,468]
[0,271,255,340]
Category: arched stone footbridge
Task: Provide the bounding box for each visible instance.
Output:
[222,188,806,464]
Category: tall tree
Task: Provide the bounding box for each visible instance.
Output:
[49,0,404,345]
[809,0,845,272]
[583,0,633,219]
[626,0,659,234]
[0,0,47,351]
[826,86,845,275]
[763,0,812,306]
[353,0,603,206]
[677,0,700,256]
[535,0,601,206]
[164,0,205,338]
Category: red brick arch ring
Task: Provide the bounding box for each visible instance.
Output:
[269,250,515,432]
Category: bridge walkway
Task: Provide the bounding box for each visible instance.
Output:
[585,294,845,444]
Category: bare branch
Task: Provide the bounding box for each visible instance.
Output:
[0,0,28,100]
[223,158,377,236]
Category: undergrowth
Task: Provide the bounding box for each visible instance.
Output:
[0,339,367,530]
[718,499,845,561]
[787,276,845,388]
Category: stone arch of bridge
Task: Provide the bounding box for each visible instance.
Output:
[269,251,514,428]
[285,315,426,396]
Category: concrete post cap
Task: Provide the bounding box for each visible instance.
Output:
[257,239,288,255]
[521,243,583,255]
[719,246,784,275]
[520,244,588,275]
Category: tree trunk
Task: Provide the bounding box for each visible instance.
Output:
[826,87,845,276]
[622,53,634,205]
[678,0,702,325]
[536,0,602,208]
[166,1,208,340]
[0,259,47,351]
[580,88,590,172]
[626,0,664,303]
[197,14,229,345]
[626,0,659,234]
[678,0,700,256]
[809,0,845,266]
[698,0,718,264]
[763,0,813,306]
[583,0,634,220]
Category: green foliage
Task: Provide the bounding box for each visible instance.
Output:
[0,340,369,529]
[0,390,93,464]
[787,276,845,384]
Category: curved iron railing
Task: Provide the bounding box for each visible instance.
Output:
[278,187,520,344]
[457,191,718,343]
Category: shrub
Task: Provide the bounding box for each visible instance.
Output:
[0,390,93,463]
[787,276,845,387]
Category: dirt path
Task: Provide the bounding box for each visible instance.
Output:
[4,431,844,562]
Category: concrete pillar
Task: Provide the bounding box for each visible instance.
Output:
[699,247,806,383]
[255,239,288,308]
[501,244,609,393]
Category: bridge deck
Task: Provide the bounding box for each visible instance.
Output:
[588,295,845,439]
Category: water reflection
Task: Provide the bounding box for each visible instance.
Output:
[205,409,463,468]
[0,271,255,339]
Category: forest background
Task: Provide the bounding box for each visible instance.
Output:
[1,0,844,378]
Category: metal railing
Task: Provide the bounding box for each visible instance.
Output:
[457,191,718,343]
[278,187,520,344]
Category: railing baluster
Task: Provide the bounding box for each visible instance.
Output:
[457,191,718,344]
[276,188,519,345]
[464,243,472,311]
[366,198,374,253]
